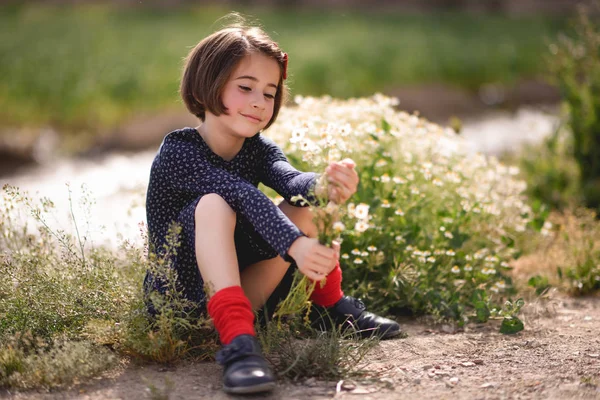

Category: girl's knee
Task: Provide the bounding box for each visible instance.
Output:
[195,194,236,225]
[279,200,316,236]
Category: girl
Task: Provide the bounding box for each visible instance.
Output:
[144,21,401,394]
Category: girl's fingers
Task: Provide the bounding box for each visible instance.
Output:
[312,258,333,274]
[300,265,323,281]
[332,240,340,255]
[308,266,327,278]
[314,245,336,258]
[329,169,357,193]
[340,158,356,168]
[308,270,322,281]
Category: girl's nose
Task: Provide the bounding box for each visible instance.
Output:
[251,94,265,109]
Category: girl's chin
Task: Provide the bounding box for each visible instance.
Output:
[233,129,260,138]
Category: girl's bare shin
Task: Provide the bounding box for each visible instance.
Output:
[194,194,241,296]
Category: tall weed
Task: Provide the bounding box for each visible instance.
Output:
[548,3,600,212]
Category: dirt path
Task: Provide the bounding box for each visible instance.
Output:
[3,294,600,400]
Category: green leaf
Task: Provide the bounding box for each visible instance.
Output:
[381,118,391,133]
[474,300,490,323]
[500,316,524,334]
[528,275,551,295]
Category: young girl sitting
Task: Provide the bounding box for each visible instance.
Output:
[144,21,402,394]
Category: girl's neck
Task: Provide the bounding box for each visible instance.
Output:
[196,121,245,162]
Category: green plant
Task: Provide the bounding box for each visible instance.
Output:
[113,226,219,364]
[548,3,600,212]
[558,235,600,295]
[507,126,581,210]
[0,185,126,340]
[527,275,551,295]
[0,333,116,389]
[496,298,525,335]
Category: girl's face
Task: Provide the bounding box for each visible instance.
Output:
[215,52,280,139]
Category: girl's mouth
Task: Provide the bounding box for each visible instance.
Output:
[241,113,261,123]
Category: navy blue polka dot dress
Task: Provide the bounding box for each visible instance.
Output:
[144,127,318,309]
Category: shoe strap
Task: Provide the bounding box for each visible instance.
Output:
[216,336,263,366]
[332,296,366,319]
[352,297,366,311]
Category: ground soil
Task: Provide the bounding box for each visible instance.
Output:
[3,293,599,400]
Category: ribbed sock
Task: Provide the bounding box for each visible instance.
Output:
[309,262,344,308]
[207,286,255,345]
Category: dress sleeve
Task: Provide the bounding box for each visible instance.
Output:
[257,135,320,206]
[159,135,304,261]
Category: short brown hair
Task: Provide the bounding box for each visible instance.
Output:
[180,25,288,130]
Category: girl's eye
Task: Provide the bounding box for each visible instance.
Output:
[264,94,275,100]
[239,86,251,92]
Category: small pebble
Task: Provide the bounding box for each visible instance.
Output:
[305,378,317,387]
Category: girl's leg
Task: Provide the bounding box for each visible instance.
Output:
[240,200,317,310]
[193,193,241,295]
[195,194,275,394]
[194,194,255,345]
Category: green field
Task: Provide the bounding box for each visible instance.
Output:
[0,4,565,133]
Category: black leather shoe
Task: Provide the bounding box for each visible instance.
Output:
[216,334,276,394]
[310,296,403,339]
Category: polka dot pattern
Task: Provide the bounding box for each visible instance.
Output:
[144,127,318,306]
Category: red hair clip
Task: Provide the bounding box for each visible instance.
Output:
[282,53,288,80]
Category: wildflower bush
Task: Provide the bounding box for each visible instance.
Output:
[268,94,534,324]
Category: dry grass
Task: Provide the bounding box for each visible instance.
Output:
[511,207,600,295]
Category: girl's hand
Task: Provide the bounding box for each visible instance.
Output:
[324,158,358,204]
[288,237,340,281]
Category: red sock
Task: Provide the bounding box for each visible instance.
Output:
[310,262,344,308]
[207,286,255,345]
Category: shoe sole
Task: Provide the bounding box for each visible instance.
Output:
[356,327,406,340]
[223,381,276,394]
[380,329,406,340]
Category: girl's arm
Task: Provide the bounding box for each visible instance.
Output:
[257,136,320,205]
[159,135,304,261]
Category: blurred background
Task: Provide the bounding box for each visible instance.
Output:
[0,0,598,245]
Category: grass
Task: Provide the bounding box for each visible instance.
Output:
[0,4,566,141]
[259,320,379,381]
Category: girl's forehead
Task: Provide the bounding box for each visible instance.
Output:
[231,53,280,84]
